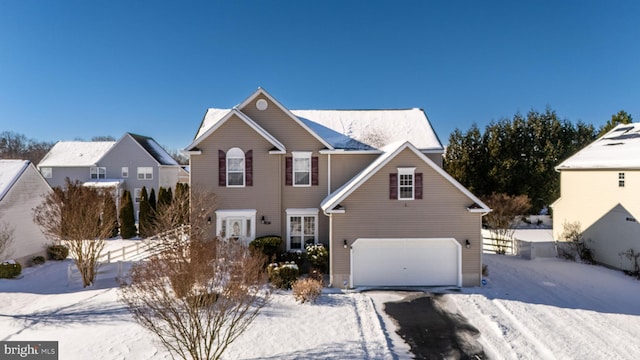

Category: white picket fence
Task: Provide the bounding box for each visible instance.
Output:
[66,225,190,286]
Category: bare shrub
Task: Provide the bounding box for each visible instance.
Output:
[619,248,640,279]
[292,277,323,304]
[481,193,531,254]
[119,189,270,360]
[0,222,15,261]
[558,221,595,264]
[33,179,115,287]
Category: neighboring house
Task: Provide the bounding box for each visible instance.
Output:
[37,133,187,220]
[553,123,640,271]
[0,160,52,265]
[185,88,490,287]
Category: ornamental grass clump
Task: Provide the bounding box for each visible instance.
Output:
[268,262,299,289]
[292,277,323,304]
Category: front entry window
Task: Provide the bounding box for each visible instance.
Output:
[215,209,256,245]
[286,208,318,251]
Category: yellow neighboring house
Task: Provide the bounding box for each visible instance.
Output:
[553,123,640,271]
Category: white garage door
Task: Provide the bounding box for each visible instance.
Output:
[351,238,461,287]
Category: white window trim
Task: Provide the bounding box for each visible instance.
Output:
[292,151,312,187]
[286,208,319,251]
[215,209,256,244]
[122,167,129,178]
[137,167,153,180]
[398,167,416,200]
[134,188,142,203]
[226,147,245,187]
[90,167,106,180]
[40,167,52,179]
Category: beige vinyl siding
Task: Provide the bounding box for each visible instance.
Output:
[190,113,283,240]
[330,148,483,287]
[240,96,327,151]
[553,169,640,240]
[242,96,334,245]
[0,165,51,264]
[329,153,378,193]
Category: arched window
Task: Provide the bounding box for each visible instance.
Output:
[226,147,245,187]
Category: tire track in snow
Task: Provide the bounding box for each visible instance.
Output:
[352,293,393,360]
[491,299,556,359]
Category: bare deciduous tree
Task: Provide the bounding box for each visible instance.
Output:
[33,179,116,287]
[481,193,531,254]
[119,189,270,360]
[0,222,15,261]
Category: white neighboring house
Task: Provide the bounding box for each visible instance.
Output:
[0,160,52,265]
[552,123,640,271]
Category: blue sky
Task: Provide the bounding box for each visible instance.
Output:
[1,1,639,151]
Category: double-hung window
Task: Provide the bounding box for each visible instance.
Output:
[226,147,245,187]
[286,208,318,251]
[390,167,423,200]
[90,167,106,180]
[122,167,129,178]
[293,152,311,186]
[40,167,52,179]
[398,167,416,200]
[137,167,153,180]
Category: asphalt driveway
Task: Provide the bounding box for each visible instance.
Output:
[369,291,486,359]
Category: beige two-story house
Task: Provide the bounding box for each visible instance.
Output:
[553,123,640,271]
[185,88,490,287]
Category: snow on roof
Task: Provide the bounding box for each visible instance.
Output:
[128,133,179,166]
[557,123,640,170]
[37,141,115,167]
[194,108,444,152]
[0,160,30,201]
[292,109,443,151]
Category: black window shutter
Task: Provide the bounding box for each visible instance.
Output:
[245,150,253,186]
[415,173,423,199]
[389,173,398,200]
[218,150,226,186]
[285,157,292,186]
[311,156,319,186]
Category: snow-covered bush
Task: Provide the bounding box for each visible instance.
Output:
[268,262,299,289]
[306,243,328,274]
[292,277,323,303]
[0,260,21,278]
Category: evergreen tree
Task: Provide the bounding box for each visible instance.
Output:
[148,188,157,212]
[138,187,153,238]
[102,193,119,238]
[597,110,633,137]
[444,108,596,213]
[119,190,137,239]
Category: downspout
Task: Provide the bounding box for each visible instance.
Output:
[327,153,331,196]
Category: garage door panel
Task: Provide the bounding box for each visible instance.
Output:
[351,238,460,287]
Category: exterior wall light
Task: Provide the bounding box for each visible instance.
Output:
[465,239,471,249]
[343,239,348,249]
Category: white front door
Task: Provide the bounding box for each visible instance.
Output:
[215,209,256,245]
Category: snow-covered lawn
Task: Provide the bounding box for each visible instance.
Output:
[448,254,640,359]
[1,238,639,359]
